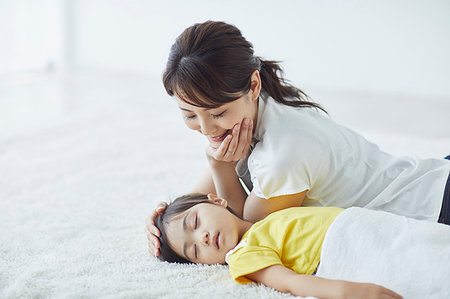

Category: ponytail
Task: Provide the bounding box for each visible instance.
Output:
[258,57,326,113]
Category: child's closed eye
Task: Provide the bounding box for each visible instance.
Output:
[194,215,199,259]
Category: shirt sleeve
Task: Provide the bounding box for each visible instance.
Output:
[227,246,283,284]
[249,130,328,199]
[250,153,310,199]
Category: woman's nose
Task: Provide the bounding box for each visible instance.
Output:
[201,232,210,246]
[198,119,215,136]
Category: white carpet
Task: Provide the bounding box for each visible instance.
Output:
[0,71,449,298]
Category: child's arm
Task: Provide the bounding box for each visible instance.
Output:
[246,264,403,299]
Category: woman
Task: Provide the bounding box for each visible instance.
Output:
[146,20,450,256]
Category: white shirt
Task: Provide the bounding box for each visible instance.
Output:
[244,95,450,221]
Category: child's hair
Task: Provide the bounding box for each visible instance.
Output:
[163,20,325,112]
[155,193,237,264]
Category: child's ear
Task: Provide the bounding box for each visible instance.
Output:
[207,193,228,208]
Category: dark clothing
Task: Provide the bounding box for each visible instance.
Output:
[438,155,450,225]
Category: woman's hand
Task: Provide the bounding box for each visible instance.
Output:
[339,281,403,299]
[145,202,167,256]
[206,118,253,163]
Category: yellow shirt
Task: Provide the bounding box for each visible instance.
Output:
[227,207,343,284]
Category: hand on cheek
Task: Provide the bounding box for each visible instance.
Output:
[206,118,253,163]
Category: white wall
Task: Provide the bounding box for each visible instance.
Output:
[0,0,64,75]
[2,0,450,99]
[70,0,450,99]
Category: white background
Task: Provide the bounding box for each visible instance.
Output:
[1,0,450,99]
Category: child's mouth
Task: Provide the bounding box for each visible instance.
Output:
[215,232,220,249]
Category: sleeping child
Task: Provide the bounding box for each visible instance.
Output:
[153,193,450,299]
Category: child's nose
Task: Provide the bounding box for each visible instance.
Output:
[201,232,209,246]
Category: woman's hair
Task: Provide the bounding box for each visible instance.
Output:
[162,20,325,112]
[155,193,236,264]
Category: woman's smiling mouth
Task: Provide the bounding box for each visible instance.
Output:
[208,131,230,143]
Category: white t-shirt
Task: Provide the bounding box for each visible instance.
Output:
[243,95,450,221]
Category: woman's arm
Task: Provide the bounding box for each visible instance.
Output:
[202,119,254,217]
[191,167,217,194]
[246,265,403,299]
[208,158,247,218]
[243,190,307,222]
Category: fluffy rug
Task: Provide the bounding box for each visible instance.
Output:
[0,72,448,298]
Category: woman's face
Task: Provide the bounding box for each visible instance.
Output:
[175,93,258,149]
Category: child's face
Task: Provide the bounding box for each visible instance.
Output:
[165,199,241,265]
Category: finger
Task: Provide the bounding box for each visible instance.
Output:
[145,215,153,227]
[378,286,402,299]
[148,244,160,257]
[148,236,160,249]
[148,240,161,256]
[145,218,161,237]
[156,202,168,210]
[150,226,161,237]
[145,226,160,239]
[214,134,232,160]
[146,231,159,244]
[144,226,154,237]
[153,204,167,216]
[144,217,153,234]
[147,206,166,224]
[235,118,250,157]
[247,119,253,145]
[145,203,167,233]
[382,288,403,299]
[244,119,254,154]
[226,123,240,156]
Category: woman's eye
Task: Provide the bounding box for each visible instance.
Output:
[194,215,198,229]
[184,114,196,120]
[211,110,226,119]
[194,244,198,259]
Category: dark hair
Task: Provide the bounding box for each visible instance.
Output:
[162,20,325,112]
[155,193,237,264]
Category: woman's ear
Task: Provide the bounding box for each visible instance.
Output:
[207,193,228,208]
[249,70,261,101]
